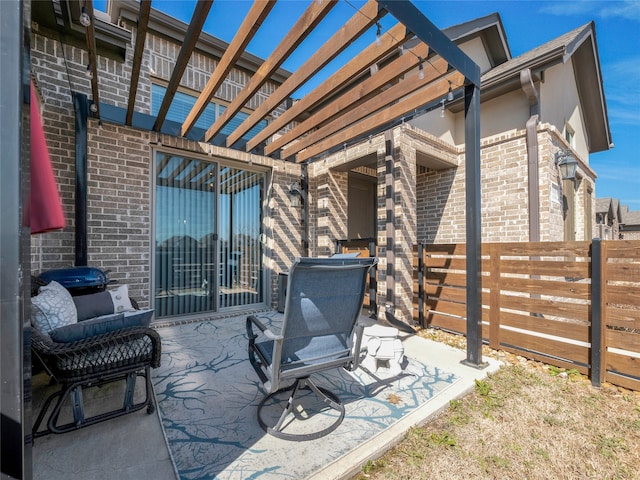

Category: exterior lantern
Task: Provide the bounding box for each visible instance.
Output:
[555,151,578,181]
[288,182,304,207]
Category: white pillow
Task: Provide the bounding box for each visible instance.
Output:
[108,284,135,313]
[31,280,78,335]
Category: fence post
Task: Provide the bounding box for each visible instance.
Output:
[590,238,604,388]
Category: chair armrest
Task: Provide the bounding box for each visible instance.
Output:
[246,315,281,341]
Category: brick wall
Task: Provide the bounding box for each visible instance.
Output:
[539,124,596,242]
[30,30,299,310]
[142,26,285,114]
[416,124,595,245]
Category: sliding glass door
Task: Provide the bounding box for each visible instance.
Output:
[154,152,264,318]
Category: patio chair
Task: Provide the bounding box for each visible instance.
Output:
[30,280,161,438]
[246,256,377,440]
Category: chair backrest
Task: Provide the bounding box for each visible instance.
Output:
[280,257,377,365]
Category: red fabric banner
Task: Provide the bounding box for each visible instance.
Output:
[29,80,65,234]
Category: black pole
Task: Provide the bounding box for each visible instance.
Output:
[462,83,486,368]
[73,92,89,266]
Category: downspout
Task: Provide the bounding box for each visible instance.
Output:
[520,69,541,242]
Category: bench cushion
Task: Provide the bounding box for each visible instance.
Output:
[50,309,154,343]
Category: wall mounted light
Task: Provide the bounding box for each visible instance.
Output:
[418,57,424,80]
[85,63,93,79]
[288,182,304,208]
[555,150,578,181]
[79,5,91,27]
[440,99,445,118]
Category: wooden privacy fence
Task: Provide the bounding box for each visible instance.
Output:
[335,238,378,316]
[414,239,640,392]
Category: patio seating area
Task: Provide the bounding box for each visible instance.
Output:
[31,312,500,480]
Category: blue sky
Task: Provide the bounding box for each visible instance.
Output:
[95,0,640,208]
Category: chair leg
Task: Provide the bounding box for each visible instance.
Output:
[123,372,136,411]
[257,376,346,441]
[69,385,85,426]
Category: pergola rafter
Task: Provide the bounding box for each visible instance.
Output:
[268,42,438,157]
[203,0,337,142]
[125,0,151,126]
[225,0,384,148]
[181,0,276,137]
[296,71,464,163]
[153,0,213,132]
[245,20,413,153]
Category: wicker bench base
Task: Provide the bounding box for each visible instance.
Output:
[33,365,155,438]
[31,326,161,439]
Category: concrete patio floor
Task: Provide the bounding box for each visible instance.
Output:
[31,317,501,480]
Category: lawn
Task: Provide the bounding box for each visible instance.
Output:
[353,330,640,480]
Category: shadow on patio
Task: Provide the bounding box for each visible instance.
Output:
[31,313,500,480]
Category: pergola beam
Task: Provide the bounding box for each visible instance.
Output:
[226,0,384,148]
[125,0,152,126]
[153,0,214,132]
[377,0,480,86]
[181,0,275,137]
[204,0,337,142]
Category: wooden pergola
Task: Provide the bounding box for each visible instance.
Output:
[83,0,477,164]
[1,1,484,475]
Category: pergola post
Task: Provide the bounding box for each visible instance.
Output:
[0,0,32,477]
[463,83,487,368]
[377,0,485,367]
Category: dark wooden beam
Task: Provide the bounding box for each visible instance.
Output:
[226,0,384,148]
[181,0,275,137]
[203,0,337,142]
[125,0,152,126]
[245,21,412,153]
[153,0,214,131]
